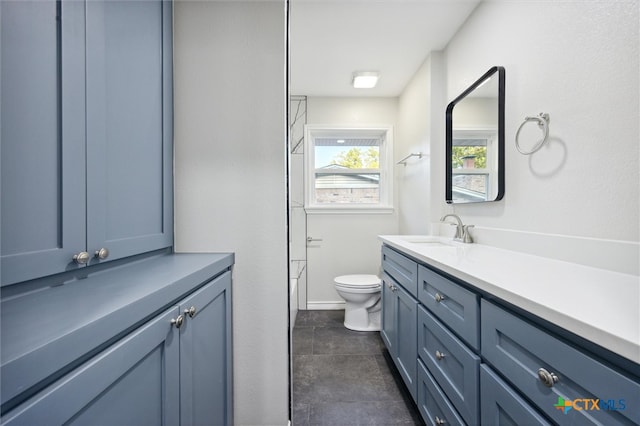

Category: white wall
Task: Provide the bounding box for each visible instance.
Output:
[398,1,639,274]
[304,97,399,305]
[173,2,289,424]
[396,53,445,234]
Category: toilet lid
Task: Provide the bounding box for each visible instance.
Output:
[334,274,381,289]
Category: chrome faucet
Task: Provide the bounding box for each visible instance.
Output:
[440,214,474,243]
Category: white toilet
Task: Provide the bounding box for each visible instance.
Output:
[334,274,382,332]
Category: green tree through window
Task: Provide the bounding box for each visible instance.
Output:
[452,146,487,168]
[332,147,379,169]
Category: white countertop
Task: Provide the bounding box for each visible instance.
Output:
[379,235,640,364]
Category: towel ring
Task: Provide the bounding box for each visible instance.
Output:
[515,113,550,155]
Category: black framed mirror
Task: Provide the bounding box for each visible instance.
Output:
[446,66,505,204]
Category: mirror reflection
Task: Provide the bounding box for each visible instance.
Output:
[446,66,505,204]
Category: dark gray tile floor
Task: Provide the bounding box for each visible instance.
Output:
[292,310,424,426]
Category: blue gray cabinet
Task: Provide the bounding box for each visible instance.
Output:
[381,272,418,401]
[1,307,181,426]
[380,244,640,425]
[381,247,418,401]
[482,299,640,426]
[381,273,397,356]
[0,0,173,286]
[418,306,479,424]
[1,253,234,426]
[1,0,87,285]
[417,359,465,426]
[480,365,551,426]
[179,272,233,426]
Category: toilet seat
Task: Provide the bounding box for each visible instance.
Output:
[334,274,381,289]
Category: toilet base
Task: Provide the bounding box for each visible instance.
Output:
[344,303,381,332]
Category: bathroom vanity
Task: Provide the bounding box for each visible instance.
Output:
[379,235,639,425]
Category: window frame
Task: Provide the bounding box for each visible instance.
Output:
[304,125,394,214]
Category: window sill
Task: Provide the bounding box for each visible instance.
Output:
[304,205,394,215]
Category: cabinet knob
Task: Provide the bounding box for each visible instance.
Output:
[184,306,197,318]
[171,315,185,329]
[94,247,110,260]
[435,350,446,361]
[435,293,445,303]
[435,415,446,425]
[72,251,90,265]
[537,368,559,387]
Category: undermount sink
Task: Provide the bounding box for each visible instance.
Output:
[396,236,454,247]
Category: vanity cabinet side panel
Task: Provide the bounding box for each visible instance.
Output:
[1,307,180,426]
[0,0,86,285]
[179,271,233,426]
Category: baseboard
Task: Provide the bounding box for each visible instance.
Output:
[305,301,345,310]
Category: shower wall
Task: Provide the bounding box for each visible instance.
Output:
[289,95,308,318]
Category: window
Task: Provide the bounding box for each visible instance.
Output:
[451,129,496,203]
[305,126,393,213]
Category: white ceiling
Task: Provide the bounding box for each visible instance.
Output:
[289,0,481,97]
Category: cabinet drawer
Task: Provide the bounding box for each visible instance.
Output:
[382,246,418,297]
[481,300,640,425]
[418,265,479,350]
[418,306,479,425]
[480,364,551,426]
[417,359,465,426]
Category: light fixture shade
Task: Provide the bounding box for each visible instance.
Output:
[352,72,379,89]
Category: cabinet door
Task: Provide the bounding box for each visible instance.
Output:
[395,283,418,402]
[1,307,180,426]
[381,273,397,356]
[179,272,233,426]
[1,0,86,285]
[85,0,173,264]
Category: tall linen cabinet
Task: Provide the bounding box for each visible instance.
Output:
[1,2,234,425]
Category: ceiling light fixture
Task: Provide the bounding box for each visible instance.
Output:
[352,71,379,89]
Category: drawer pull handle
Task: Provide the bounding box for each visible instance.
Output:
[435,350,446,360]
[171,315,184,329]
[435,293,445,303]
[537,368,559,387]
[184,306,197,318]
[435,416,446,425]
